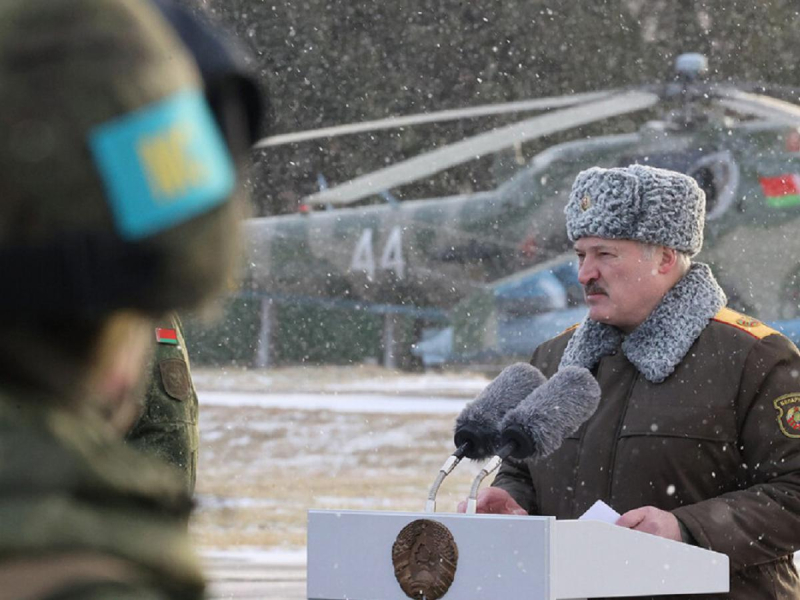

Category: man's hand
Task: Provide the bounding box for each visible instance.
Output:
[616,506,682,541]
[456,487,528,515]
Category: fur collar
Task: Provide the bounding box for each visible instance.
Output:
[559,263,727,383]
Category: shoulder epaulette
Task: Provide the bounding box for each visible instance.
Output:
[712,307,779,340]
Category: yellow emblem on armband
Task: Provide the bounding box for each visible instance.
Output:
[773,394,800,439]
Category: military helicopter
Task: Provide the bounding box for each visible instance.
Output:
[245,53,800,367]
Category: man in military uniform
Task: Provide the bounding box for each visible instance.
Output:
[468,165,800,599]
[0,0,261,596]
[127,314,200,493]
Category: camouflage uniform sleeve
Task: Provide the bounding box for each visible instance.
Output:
[126,313,199,494]
[673,333,800,569]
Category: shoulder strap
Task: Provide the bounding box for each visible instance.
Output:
[712,307,779,340]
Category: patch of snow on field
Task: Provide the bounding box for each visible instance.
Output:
[192,366,490,398]
[197,494,282,510]
[203,548,306,566]
[197,401,463,482]
[324,374,489,394]
[199,391,468,414]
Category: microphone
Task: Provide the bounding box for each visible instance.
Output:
[454,363,548,460]
[499,365,601,460]
[425,363,546,513]
[465,366,600,513]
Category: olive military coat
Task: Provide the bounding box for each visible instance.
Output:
[494,308,800,599]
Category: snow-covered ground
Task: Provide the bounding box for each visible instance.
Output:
[200,390,471,414]
[193,366,490,598]
[192,366,489,552]
[191,365,490,397]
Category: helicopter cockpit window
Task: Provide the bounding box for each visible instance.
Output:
[687,151,740,221]
[618,150,739,221]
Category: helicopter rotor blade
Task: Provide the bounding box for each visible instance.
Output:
[731,82,800,100]
[254,90,617,149]
[715,90,800,125]
[303,90,659,206]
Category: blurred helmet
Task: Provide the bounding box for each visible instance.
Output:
[152,0,269,152]
[0,0,262,317]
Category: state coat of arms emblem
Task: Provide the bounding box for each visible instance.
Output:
[392,519,458,600]
[773,394,800,438]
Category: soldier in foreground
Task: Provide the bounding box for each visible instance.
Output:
[0,0,257,596]
[466,165,800,599]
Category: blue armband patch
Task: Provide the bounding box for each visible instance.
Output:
[89,89,235,240]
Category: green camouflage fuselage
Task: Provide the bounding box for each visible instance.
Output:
[245,119,800,324]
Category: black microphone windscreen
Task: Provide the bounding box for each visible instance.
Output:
[501,366,601,460]
[454,363,546,460]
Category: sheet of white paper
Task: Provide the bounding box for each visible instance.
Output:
[578,499,621,524]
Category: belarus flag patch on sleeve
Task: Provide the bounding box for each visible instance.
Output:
[155,327,179,345]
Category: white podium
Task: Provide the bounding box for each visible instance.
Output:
[307,510,729,599]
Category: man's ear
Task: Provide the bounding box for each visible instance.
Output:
[657,246,679,275]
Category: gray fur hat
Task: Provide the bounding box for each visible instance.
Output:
[564,165,705,256]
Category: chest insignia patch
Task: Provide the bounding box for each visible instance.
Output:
[735,316,760,328]
[773,394,800,438]
[159,358,191,402]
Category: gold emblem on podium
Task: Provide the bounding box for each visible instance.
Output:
[392,519,458,600]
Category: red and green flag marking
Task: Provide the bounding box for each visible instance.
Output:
[759,174,800,208]
[155,327,179,345]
